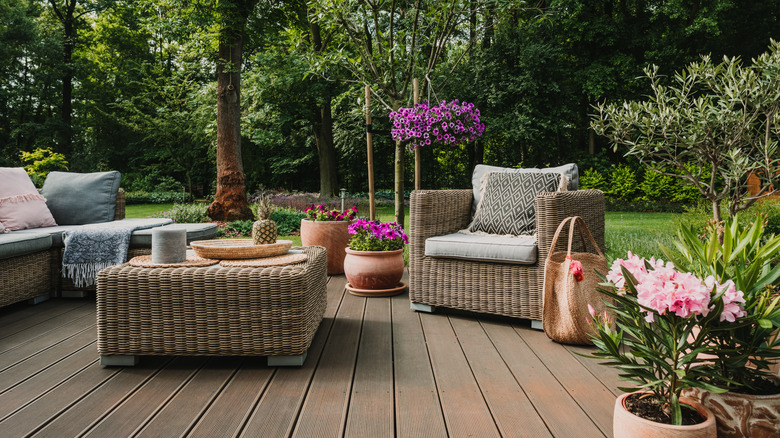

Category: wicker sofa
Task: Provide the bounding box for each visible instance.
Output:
[409,188,605,326]
[0,189,217,307]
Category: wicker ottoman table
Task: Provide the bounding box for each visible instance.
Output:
[96,246,327,367]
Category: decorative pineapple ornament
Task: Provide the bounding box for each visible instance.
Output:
[252,195,277,245]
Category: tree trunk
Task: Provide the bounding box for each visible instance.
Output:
[313,100,338,198]
[49,0,78,158]
[712,199,722,223]
[207,0,256,222]
[61,16,74,157]
[309,21,338,198]
[394,140,405,226]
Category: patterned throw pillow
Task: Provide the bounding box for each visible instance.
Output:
[468,172,561,235]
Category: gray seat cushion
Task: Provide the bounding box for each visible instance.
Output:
[424,232,537,264]
[41,171,122,225]
[129,223,218,248]
[11,220,215,248]
[0,232,52,260]
[12,225,87,247]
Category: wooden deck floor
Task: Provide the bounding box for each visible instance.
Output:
[0,273,623,438]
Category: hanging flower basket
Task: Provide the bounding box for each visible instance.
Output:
[389,100,485,150]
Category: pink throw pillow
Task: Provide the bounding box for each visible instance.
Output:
[0,168,58,232]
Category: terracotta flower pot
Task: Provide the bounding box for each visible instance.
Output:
[684,379,780,438]
[300,219,351,275]
[343,248,405,297]
[613,392,716,438]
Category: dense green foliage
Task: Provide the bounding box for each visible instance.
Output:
[580,165,701,209]
[1,0,778,202]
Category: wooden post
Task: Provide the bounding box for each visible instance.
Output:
[365,85,376,220]
[413,78,421,191]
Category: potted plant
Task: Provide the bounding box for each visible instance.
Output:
[586,252,750,437]
[389,99,485,150]
[300,204,358,275]
[343,219,408,297]
[660,215,780,438]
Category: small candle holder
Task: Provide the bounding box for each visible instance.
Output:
[152,228,186,264]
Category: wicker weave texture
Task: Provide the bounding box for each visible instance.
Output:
[0,251,53,307]
[113,189,125,221]
[96,246,327,357]
[409,189,605,321]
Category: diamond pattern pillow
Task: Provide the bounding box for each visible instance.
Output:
[468,172,561,235]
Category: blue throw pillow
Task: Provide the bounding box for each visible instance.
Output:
[41,171,122,225]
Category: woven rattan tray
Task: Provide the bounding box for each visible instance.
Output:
[219,252,308,267]
[190,239,292,260]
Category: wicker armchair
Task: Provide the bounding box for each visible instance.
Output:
[409,189,605,325]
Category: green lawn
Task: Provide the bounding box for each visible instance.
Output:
[126,204,706,264]
[604,211,704,263]
[124,203,174,218]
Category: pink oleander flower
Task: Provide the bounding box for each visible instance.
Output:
[606,251,647,291]
[704,277,747,322]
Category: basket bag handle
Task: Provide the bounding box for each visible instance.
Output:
[546,216,605,265]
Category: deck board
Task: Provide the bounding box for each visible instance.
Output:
[514,326,616,435]
[29,357,169,438]
[0,327,96,393]
[0,302,93,353]
[0,275,623,438]
[0,315,95,374]
[453,316,552,438]
[82,357,209,437]
[239,275,347,438]
[391,286,448,438]
[291,280,364,438]
[483,319,606,438]
[344,292,394,438]
[422,312,500,438]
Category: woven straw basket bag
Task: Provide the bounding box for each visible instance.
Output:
[542,216,610,345]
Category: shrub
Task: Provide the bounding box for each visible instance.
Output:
[125,191,191,204]
[151,203,209,223]
[271,208,307,235]
[638,169,675,203]
[20,147,68,187]
[604,164,638,201]
[579,168,607,192]
[226,220,254,236]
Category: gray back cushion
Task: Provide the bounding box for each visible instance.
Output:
[468,172,561,236]
[471,163,578,216]
[41,171,121,225]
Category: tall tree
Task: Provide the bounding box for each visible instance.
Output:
[207,0,258,221]
[47,0,111,158]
